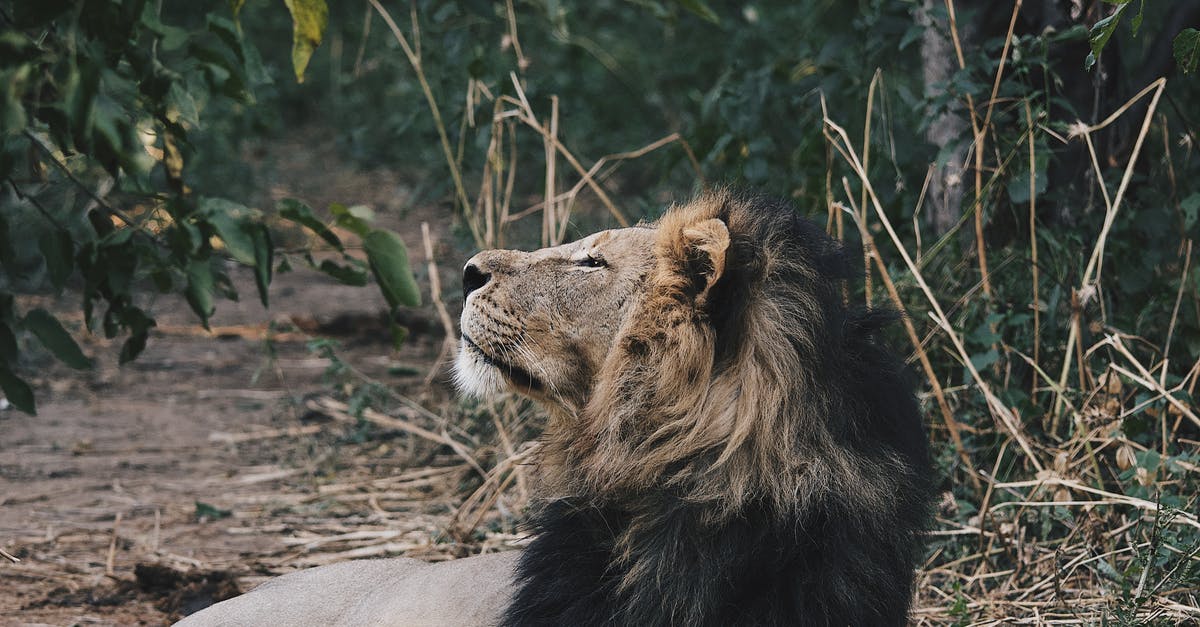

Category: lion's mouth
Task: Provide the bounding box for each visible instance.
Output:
[461,334,544,392]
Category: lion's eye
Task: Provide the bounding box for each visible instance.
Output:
[576,254,607,268]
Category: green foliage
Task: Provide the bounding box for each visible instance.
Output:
[194,500,233,521]
[0,1,416,414]
[22,308,92,369]
[0,363,34,414]
[1085,0,1141,70]
[281,0,329,82]
[363,229,422,310]
[1085,0,1196,73]
[1175,28,1200,75]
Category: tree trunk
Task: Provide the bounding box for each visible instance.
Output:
[918,0,970,238]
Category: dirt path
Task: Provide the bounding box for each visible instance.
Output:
[0,128,521,625]
[0,258,494,625]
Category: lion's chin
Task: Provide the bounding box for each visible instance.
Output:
[453,336,545,398]
[453,339,507,397]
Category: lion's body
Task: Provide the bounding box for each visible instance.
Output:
[179,190,932,627]
[175,552,517,626]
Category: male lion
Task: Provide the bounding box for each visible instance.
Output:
[180,190,933,626]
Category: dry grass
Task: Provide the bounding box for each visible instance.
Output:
[822,64,1196,627]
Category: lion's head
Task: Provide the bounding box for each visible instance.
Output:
[454,223,659,413]
[456,190,927,517]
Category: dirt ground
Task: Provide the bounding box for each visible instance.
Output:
[0,132,522,626]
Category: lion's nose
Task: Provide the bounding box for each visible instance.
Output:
[463,263,491,299]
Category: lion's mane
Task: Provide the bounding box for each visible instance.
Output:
[503,191,933,626]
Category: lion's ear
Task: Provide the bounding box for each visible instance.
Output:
[681,218,730,298]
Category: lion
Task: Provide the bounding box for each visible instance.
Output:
[179,190,932,626]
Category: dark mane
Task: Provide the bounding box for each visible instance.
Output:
[502,191,934,626]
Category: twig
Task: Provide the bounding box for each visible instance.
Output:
[1051,78,1167,422]
[544,95,560,246]
[352,2,372,78]
[860,70,881,305]
[840,202,979,491]
[991,477,1200,530]
[505,132,695,226]
[449,442,539,540]
[422,222,459,388]
[1023,101,1042,406]
[307,396,487,478]
[1162,239,1191,366]
[1101,335,1200,430]
[822,98,1043,471]
[105,512,122,576]
[369,0,482,246]
[6,178,69,231]
[0,547,19,563]
[504,0,527,70]
[209,425,325,444]
[944,0,1011,302]
[503,74,630,227]
[288,541,421,566]
[23,130,140,229]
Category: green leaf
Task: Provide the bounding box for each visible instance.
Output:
[214,267,239,301]
[1181,193,1200,230]
[1174,29,1200,75]
[278,198,343,249]
[1085,4,1127,70]
[0,321,17,364]
[0,66,30,135]
[330,203,374,238]
[674,0,719,24]
[283,0,329,83]
[194,501,232,521]
[201,198,258,265]
[140,4,190,51]
[186,259,216,328]
[388,322,409,350]
[317,257,369,286]
[363,229,421,309]
[969,349,1000,371]
[1129,0,1144,36]
[166,83,200,126]
[0,366,35,415]
[38,229,74,290]
[120,332,149,365]
[251,223,273,308]
[23,308,91,369]
[117,306,156,365]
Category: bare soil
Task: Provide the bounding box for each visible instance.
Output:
[0,131,507,626]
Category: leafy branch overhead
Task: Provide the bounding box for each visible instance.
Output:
[1087,0,1198,74]
[0,0,411,415]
